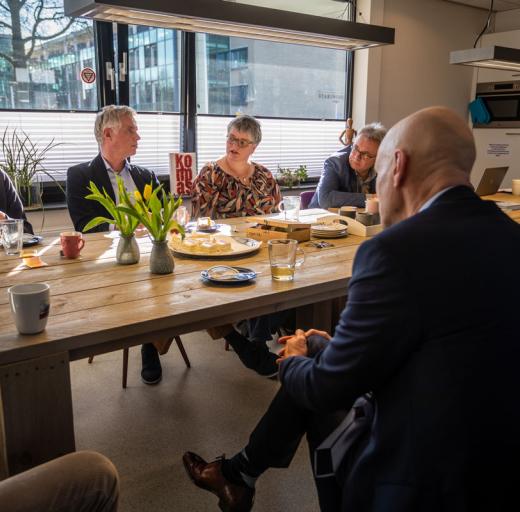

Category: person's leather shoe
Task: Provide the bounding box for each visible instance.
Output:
[182,452,254,512]
[141,343,162,385]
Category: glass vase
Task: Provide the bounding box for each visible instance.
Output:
[116,234,140,265]
[149,240,175,274]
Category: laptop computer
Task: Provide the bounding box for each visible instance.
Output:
[474,166,509,196]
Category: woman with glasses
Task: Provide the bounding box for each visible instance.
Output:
[191,115,281,219]
[191,115,287,377]
[309,122,387,209]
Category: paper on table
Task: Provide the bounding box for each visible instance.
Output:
[22,256,48,268]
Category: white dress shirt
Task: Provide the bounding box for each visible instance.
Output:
[102,157,138,231]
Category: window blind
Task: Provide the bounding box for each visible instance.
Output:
[0,111,181,181]
[196,116,345,178]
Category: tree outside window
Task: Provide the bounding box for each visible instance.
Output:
[0,0,96,110]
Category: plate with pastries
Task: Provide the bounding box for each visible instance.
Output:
[168,232,262,258]
[185,217,224,234]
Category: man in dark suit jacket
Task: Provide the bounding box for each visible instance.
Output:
[183,107,520,512]
[66,105,163,385]
[67,153,158,234]
[66,106,160,234]
[0,169,34,234]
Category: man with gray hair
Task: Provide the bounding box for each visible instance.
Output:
[309,122,386,209]
[67,105,160,234]
[66,105,163,385]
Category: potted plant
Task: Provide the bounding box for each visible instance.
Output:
[0,127,64,209]
[276,165,308,189]
[83,178,142,265]
[118,181,185,274]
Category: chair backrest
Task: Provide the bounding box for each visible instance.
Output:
[300,190,315,210]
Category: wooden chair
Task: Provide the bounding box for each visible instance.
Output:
[88,335,190,388]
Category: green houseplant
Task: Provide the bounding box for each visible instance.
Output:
[276,165,308,189]
[0,127,64,209]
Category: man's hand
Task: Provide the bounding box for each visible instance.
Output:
[0,211,6,221]
[304,329,331,340]
[277,329,308,363]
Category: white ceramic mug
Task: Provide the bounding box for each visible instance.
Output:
[8,283,50,334]
[512,179,520,196]
[279,196,301,221]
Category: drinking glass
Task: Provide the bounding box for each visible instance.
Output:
[279,196,301,221]
[174,205,190,227]
[0,219,24,256]
[268,239,305,281]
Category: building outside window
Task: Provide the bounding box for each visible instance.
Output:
[196,34,347,119]
[128,25,181,112]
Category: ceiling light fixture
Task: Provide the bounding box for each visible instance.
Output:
[450,45,520,72]
[449,0,520,72]
[64,0,394,51]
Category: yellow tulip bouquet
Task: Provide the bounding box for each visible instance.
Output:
[83,177,184,242]
[118,181,185,242]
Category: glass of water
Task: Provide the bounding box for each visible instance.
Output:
[0,219,24,256]
[268,239,305,281]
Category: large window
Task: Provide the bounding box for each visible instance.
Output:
[0,6,353,186]
[128,25,181,112]
[0,1,97,110]
[196,34,347,119]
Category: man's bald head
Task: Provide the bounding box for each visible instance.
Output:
[376,107,475,227]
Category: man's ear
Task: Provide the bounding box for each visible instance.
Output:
[103,127,113,141]
[392,149,407,188]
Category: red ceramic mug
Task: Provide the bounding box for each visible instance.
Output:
[60,231,85,259]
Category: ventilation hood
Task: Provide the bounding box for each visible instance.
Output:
[450,45,520,72]
[64,0,395,51]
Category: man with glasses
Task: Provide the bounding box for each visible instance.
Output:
[309,122,386,209]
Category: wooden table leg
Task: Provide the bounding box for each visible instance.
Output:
[0,352,75,478]
[295,299,334,333]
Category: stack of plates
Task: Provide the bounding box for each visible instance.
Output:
[311,223,348,239]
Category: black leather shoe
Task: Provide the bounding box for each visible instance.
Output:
[182,452,254,512]
[141,343,162,385]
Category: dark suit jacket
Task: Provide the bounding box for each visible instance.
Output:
[66,154,160,233]
[0,169,34,234]
[309,146,377,209]
[280,186,520,511]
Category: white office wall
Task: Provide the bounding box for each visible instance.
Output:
[495,9,520,32]
[354,0,488,129]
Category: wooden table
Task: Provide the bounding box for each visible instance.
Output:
[0,209,364,477]
[482,192,520,223]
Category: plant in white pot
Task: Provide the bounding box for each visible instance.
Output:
[0,127,64,209]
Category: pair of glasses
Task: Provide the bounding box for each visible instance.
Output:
[306,241,334,249]
[227,134,254,149]
[351,144,376,161]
